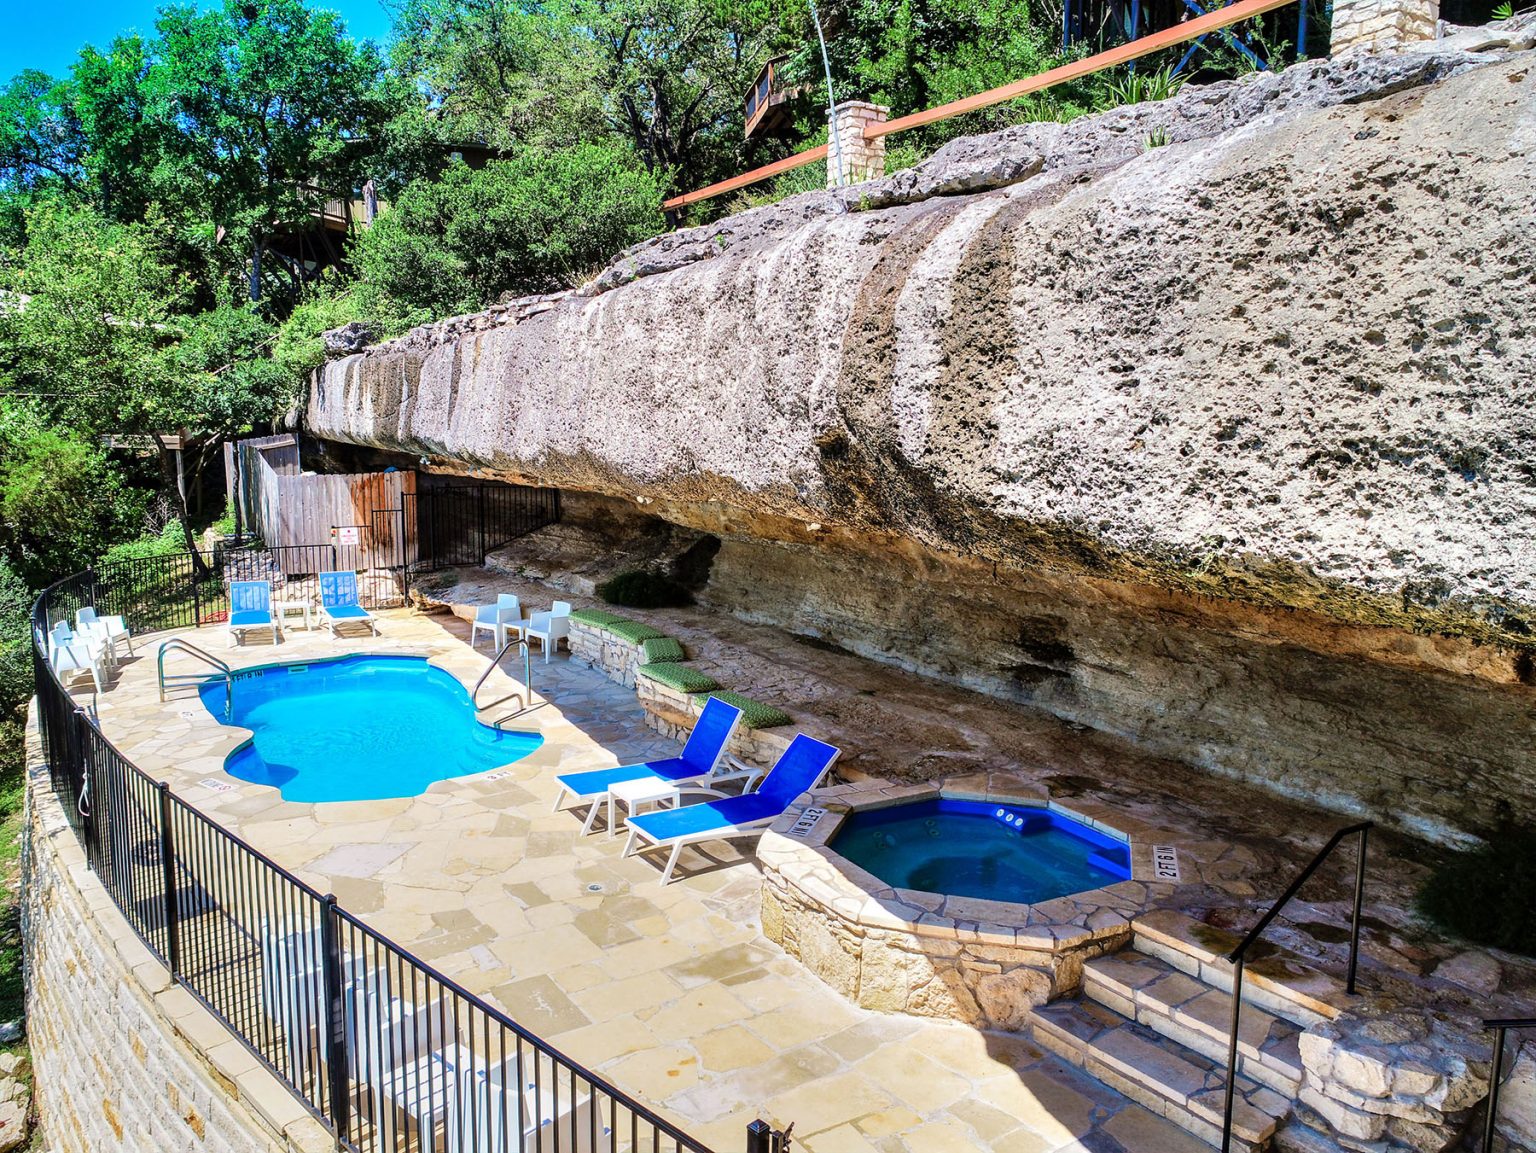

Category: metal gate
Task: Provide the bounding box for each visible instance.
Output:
[371,482,560,586]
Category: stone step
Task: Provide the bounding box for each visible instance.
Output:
[1083,950,1305,1096]
[1030,1000,1290,1151]
[1132,909,1352,1029]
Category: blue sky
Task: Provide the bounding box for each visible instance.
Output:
[0,0,396,83]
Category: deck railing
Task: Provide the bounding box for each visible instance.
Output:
[664,0,1305,210]
[31,566,721,1153]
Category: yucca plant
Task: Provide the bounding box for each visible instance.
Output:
[1102,65,1186,109]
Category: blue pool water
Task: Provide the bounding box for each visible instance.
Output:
[833,799,1130,904]
[200,655,541,803]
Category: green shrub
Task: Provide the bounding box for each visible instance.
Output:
[598,569,692,609]
[100,521,186,566]
[605,619,666,644]
[637,663,719,694]
[639,637,685,664]
[692,691,792,730]
[353,145,666,319]
[1417,826,1536,955]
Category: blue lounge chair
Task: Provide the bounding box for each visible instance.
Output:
[318,571,378,638]
[621,733,841,884]
[552,695,744,836]
[228,581,278,647]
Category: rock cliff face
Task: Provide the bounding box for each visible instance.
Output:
[306,38,1536,843]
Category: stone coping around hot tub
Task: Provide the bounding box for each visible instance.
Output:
[759,777,1182,954]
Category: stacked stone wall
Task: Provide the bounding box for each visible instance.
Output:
[1331,0,1439,53]
[23,717,331,1153]
[569,620,793,766]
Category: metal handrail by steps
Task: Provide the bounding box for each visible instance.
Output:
[157,638,234,716]
[1483,1018,1536,1152]
[474,633,533,722]
[1219,821,1373,1153]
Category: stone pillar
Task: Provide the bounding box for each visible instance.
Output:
[1329,0,1439,54]
[828,100,890,189]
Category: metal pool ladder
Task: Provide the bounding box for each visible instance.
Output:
[158,639,234,717]
[474,635,534,724]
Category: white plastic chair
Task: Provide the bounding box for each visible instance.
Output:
[76,606,133,658]
[48,623,105,693]
[521,602,571,662]
[446,1051,610,1153]
[260,922,377,1087]
[470,594,521,650]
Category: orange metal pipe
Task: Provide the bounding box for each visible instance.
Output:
[663,144,830,210]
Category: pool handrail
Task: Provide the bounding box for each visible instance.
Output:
[1218,820,1371,1152]
[474,633,533,719]
[158,637,234,717]
[1483,1018,1536,1153]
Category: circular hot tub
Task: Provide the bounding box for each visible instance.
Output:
[758,780,1168,1030]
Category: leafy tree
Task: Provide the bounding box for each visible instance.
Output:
[0,427,148,586]
[0,559,33,722]
[0,202,188,432]
[353,145,666,319]
[0,70,86,197]
[390,0,607,152]
[391,0,780,195]
[70,37,159,224]
[0,204,289,572]
[140,0,391,303]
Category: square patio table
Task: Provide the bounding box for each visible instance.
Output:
[607,775,682,840]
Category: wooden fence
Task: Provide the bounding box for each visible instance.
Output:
[230,435,416,576]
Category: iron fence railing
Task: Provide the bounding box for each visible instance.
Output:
[68,544,409,636]
[30,566,721,1153]
[403,484,562,576]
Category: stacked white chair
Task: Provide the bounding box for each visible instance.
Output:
[519,601,572,662]
[76,606,133,660]
[469,594,522,649]
[47,622,106,694]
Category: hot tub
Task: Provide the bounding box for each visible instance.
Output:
[759,781,1168,1030]
[833,799,1131,905]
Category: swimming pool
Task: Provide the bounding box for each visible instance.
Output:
[832,799,1130,905]
[199,655,541,802]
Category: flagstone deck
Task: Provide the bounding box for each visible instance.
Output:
[80,608,1219,1153]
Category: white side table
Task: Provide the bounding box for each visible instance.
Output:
[608,776,681,839]
[275,599,313,632]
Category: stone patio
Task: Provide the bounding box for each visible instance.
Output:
[80,608,1219,1153]
[66,585,1536,1152]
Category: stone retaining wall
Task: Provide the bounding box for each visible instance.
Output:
[23,714,331,1153]
[569,620,794,767]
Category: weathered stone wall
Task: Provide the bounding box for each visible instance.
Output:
[697,530,1536,846]
[23,718,331,1153]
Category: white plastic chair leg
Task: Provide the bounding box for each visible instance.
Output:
[660,843,685,886]
[579,798,603,836]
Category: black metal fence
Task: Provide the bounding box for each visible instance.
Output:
[405,484,562,574]
[31,568,718,1153]
[64,543,407,635]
